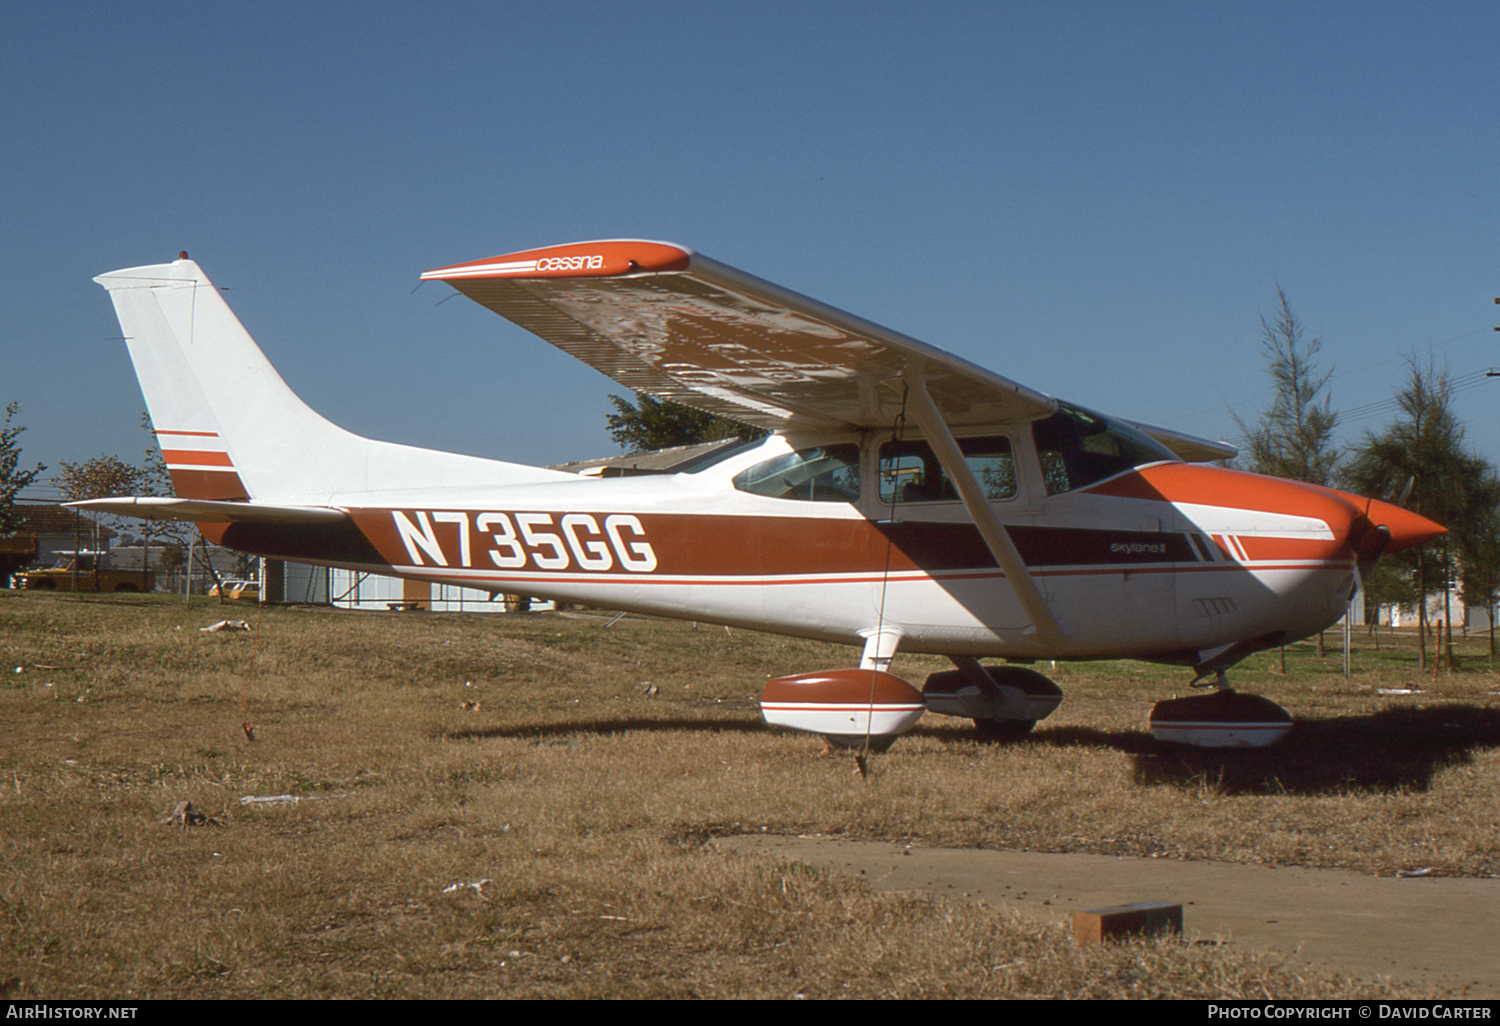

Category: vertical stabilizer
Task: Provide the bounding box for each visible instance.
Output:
[95,257,569,503]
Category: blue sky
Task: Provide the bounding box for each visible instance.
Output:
[6,1,1498,500]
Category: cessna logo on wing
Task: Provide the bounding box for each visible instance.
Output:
[534,254,605,272]
[391,510,657,573]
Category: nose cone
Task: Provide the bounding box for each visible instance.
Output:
[1362,498,1446,552]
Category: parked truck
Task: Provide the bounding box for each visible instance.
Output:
[18,551,154,593]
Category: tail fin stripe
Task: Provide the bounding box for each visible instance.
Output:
[166,468,250,502]
[162,449,234,468]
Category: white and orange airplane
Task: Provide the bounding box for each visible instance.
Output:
[80,242,1443,749]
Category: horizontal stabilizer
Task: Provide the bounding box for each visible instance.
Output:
[66,496,348,525]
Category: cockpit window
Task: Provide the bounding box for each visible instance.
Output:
[675,436,766,474]
[878,436,1016,504]
[732,444,861,502]
[1032,402,1177,495]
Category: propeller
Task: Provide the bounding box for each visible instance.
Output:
[1349,514,1394,575]
[1396,475,1415,508]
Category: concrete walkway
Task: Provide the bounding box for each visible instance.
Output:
[716,834,1499,997]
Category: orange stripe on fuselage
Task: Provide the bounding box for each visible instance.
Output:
[348,506,1355,583]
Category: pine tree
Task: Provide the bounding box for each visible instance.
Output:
[1342,358,1498,669]
[1233,287,1341,660]
[1234,286,1341,485]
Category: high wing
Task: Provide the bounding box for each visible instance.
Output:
[422,240,1235,461]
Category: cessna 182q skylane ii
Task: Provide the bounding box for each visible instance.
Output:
[82,242,1443,750]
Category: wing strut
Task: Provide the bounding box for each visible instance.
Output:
[903,368,1069,643]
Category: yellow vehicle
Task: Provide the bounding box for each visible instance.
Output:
[209,579,259,601]
[19,552,154,593]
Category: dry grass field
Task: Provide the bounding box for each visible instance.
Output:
[2,589,1497,999]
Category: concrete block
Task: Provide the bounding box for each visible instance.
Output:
[1073,901,1183,945]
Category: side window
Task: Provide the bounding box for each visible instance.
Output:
[967,437,1019,501]
[1032,402,1177,495]
[878,436,1016,504]
[732,444,861,502]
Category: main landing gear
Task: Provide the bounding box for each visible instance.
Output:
[758,662,1063,751]
[921,659,1064,741]
[758,658,1292,751]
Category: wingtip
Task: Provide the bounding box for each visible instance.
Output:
[421,239,692,281]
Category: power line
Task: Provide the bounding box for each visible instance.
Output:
[1335,367,1498,426]
[1220,367,1499,447]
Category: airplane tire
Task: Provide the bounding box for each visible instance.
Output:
[968,665,1061,743]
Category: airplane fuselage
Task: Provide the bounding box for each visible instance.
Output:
[210,432,1363,668]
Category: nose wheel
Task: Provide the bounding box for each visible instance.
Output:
[1148,672,1292,748]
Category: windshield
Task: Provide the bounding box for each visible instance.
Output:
[1032,402,1177,495]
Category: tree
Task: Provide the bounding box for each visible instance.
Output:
[53,455,144,508]
[606,393,765,453]
[1458,480,1500,663]
[1233,287,1342,660]
[1342,358,1498,669]
[1,402,44,536]
[53,455,146,586]
[1233,286,1341,485]
[138,412,173,500]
